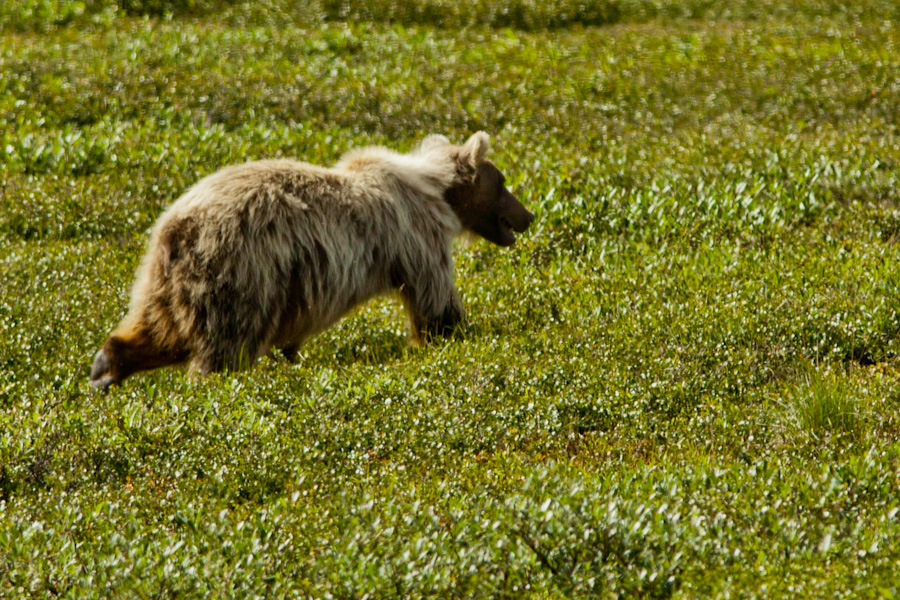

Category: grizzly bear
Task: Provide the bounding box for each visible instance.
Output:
[90,132,534,390]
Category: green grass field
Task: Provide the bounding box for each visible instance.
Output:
[3,1,900,597]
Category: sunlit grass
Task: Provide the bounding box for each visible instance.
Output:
[777,367,867,442]
[2,2,900,598]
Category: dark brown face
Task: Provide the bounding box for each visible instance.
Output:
[446,161,535,247]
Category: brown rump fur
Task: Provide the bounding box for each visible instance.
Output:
[90,132,534,389]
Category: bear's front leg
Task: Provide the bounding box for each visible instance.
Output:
[418,295,464,340]
[400,283,465,343]
[392,243,465,343]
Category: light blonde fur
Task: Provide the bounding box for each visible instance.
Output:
[115,134,481,375]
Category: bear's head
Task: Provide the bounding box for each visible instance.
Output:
[439,132,535,247]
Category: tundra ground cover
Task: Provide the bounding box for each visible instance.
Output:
[2,2,900,597]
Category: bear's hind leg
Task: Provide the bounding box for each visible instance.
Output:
[90,322,188,390]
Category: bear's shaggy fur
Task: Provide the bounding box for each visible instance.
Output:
[90,132,534,389]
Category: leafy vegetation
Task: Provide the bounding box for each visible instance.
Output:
[2,1,900,597]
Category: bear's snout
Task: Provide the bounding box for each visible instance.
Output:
[503,191,535,233]
[513,208,535,232]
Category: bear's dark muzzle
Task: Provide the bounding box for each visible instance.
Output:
[514,209,535,232]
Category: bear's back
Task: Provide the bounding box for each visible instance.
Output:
[170,159,350,218]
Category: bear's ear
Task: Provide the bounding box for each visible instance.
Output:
[418,134,451,153]
[460,131,490,167]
